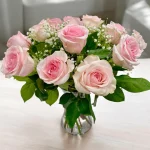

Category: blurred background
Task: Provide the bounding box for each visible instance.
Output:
[0,0,150,59]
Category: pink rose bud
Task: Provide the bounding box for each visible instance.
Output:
[37,51,74,85]
[7,31,31,48]
[58,24,89,54]
[47,18,62,28]
[31,20,50,42]
[82,15,103,27]
[73,55,116,96]
[1,46,34,78]
[106,21,126,45]
[63,16,83,25]
[113,34,142,70]
[132,30,147,50]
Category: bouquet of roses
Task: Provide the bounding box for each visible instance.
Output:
[1,15,150,135]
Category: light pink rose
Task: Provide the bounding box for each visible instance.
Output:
[113,34,142,70]
[31,20,50,42]
[132,30,147,50]
[63,16,82,25]
[47,18,62,28]
[1,46,34,78]
[7,31,31,48]
[73,55,116,96]
[58,24,89,54]
[82,15,103,27]
[106,21,126,44]
[37,51,74,85]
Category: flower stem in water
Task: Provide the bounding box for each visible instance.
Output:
[76,120,82,135]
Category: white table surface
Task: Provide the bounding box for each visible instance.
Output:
[0,59,150,150]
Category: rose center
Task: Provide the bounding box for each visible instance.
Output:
[46,59,62,79]
[126,37,139,60]
[64,26,84,37]
[6,53,18,72]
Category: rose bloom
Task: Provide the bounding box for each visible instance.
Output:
[82,15,103,27]
[7,31,31,48]
[37,51,74,85]
[63,16,82,25]
[47,18,62,28]
[73,55,116,96]
[1,46,34,78]
[132,30,147,50]
[106,21,126,45]
[31,20,50,42]
[113,34,142,70]
[58,24,89,54]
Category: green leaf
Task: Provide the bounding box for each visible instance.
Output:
[77,55,84,64]
[44,83,56,90]
[85,94,96,122]
[28,45,37,56]
[59,93,75,108]
[66,101,80,128]
[104,87,125,102]
[81,46,87,54]
[30,44,37,53]
[14,76,31,82]
[28,71,37,76]
[78,98,91,115]
[46,89,59,106]
[86,32,98,50]
[85,94,91,100]
[116,75,150,93]
[21,82,35,102]
[36,78,44,92]
[87,49,111,59]
[28,74,39,82]
[35,89,48,101]
[59,82,70,91]
[59,93,74,105]
[36,42,45,50]
[113,66,126,71]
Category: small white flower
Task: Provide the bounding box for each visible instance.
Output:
[60,47,64,51]
[102,24,106,28]
[107,47,111,50]
[94,39,97,42]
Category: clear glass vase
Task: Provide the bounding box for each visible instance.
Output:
[61,110,93,135]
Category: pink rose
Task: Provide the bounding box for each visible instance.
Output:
[106,21,126,44]
[1,46,34,78]
[63,16,82,25]
[7,31,31,48]
[82,15,103,27]
[132,30,147,50]
[47,18,62,28]
[73,55,116,96]
[31,20,50,42]
[113,34,142,70]
[58,24,89,54]
[37,51,74,85]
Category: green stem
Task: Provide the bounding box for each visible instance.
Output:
[84,116,92,125]
[64,120,67,129]
[71,128,73,133]
[76,121,82,135]
[78,118,82,127]
[93,95,98,107]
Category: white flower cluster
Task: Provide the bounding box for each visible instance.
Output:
[87,24,112,51]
